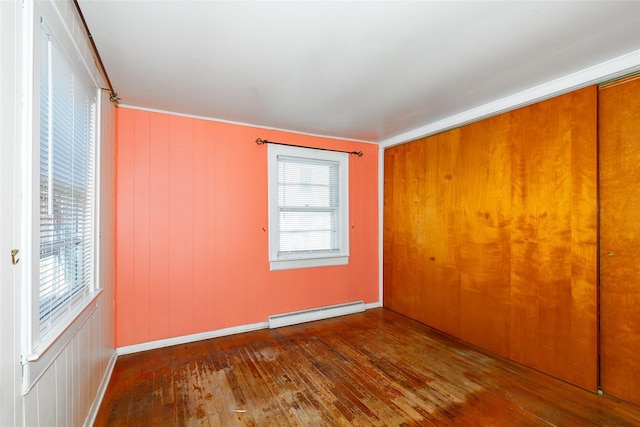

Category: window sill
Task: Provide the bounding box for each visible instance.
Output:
[22,289,102,394]
[270,255,349,271]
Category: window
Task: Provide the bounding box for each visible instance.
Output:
[268,144,349,270]
[27,17,98,361]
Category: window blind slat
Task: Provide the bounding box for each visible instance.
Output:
[37,23,96,339]
[276,155,341,255]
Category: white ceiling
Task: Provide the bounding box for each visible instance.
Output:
[78,1,640,143]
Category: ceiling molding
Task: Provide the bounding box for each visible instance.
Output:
[380,49,640,149]
[78,1,640,144]
[116,104,378,145]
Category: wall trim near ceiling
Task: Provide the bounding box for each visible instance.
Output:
[116,104,378,145]
[380,49,640,148]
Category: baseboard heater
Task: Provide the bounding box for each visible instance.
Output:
[268,300,365,329]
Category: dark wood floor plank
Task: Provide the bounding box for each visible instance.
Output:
[96,308,640,426]
[199,355,234,426]
[242,341,327,425]
[248,336,352,425]
[272,338,349,425]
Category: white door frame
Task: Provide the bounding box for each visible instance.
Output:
[0,0,25,425]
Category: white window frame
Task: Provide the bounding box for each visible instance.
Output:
[267,144,349,271]
[21,3,101,394]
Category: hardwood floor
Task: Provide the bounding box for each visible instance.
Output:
[95,308,640,426]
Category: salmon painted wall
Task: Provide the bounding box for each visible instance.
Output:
[115,107,379,347]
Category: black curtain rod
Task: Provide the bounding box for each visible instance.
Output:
[72,0,120,104]
[255,138,363,157]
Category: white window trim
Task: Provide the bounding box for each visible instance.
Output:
[21,1,102,394]
[267,144,349,271]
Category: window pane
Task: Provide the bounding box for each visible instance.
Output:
[276,156,341,256]
[277,157,339,208]
[280,210,332,232]
[278,183,331,208]
[38,25,96,337]
[279,211,337,252]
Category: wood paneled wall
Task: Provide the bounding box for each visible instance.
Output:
[115,108,379,348]
[599,74,640,406]
[383,86,598,390]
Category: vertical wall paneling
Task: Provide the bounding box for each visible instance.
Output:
[149,112,170,340]
[599,74,640,406]
[384,130,465,335]
[134,110,151,341]
[426,130,464,337]
[227,125,258,328]
[459,115,512,356]
[384,139,420,321]
[2,0,118,424]
[115,107,137,346]
[350,146,379,302]
[509,89,598,389]
[115,108,379,347]
[168,115,195,337]
[214,122,231,328]
[384,87,598,390]
[192,119,209,332]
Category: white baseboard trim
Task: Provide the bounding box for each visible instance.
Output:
[83,349,117,427]
[116,301,382,355]
[116,322,269,355]
[268,300,366,329]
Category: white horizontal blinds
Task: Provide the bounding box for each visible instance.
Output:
[277,155,341,258]
[38,24,96,337]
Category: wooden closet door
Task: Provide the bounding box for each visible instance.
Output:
[384,87,598,390]
[599,74,640,406]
